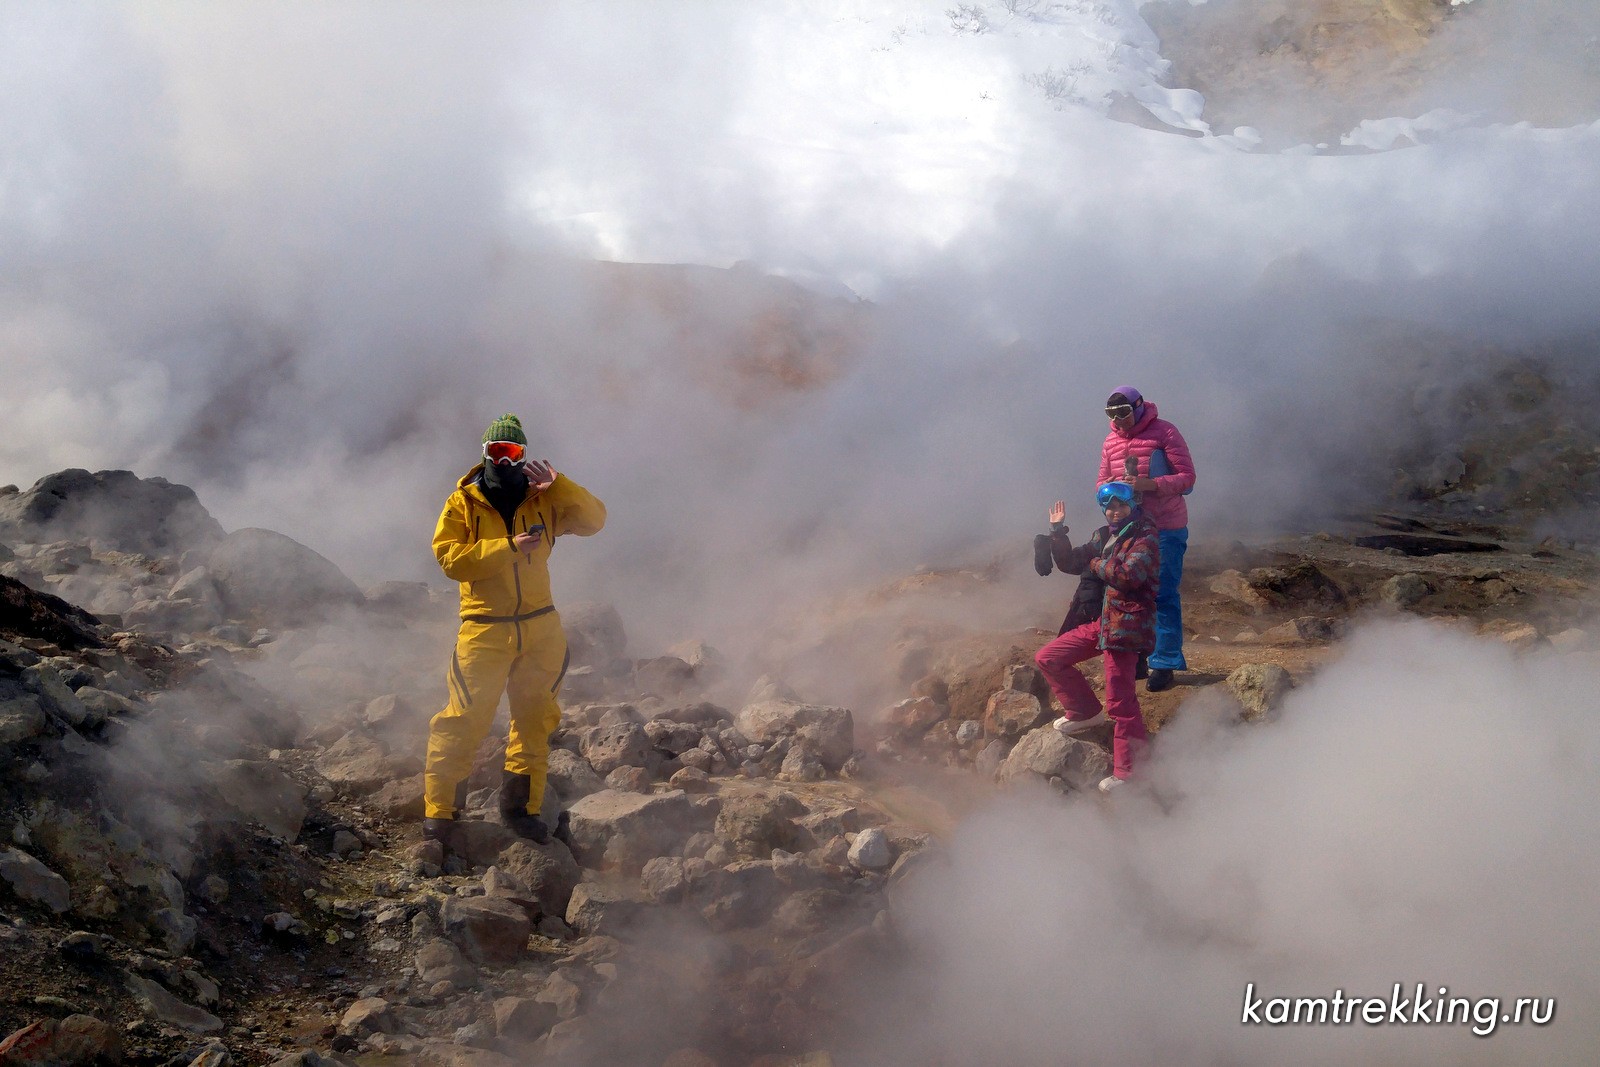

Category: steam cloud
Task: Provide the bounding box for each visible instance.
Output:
[850,619,1600,1064]
[4,1,1600,656]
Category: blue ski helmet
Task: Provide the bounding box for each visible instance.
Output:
[1097,481,1136,510]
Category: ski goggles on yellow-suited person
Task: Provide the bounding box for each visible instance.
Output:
[483,440,527,466]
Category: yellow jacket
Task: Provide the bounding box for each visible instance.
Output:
[432,466,606,620]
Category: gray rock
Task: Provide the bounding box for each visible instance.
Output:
[998,726,1111,792]
[205,528,364,626]
[566,789,708,871]
[339,997,398,1036]
[150,908,197,954]
[777,745,825,783]
[204,760,309,840]
[733,699,853,771]
[439,896,531,966]
[0,1014,123,1067]
[882,696,944,740]
[714,791,803,859]
[982,689,1047,741]
[1381,573,1431,609]
[640,856,689,903]
[564,882,646,936]
[847,828,892,871]
[22,665,89,729]
[544,748,607,802]
[604,765,652,794]
[414,937,477,989]
[0,690,51,745]
[643,719,703,756]
[124,974,222,1033]
[1226,663,1294,722]
[362,694,413,730]
[632,656,697,699]
[955,720,982,744]
[562,602,628,667]
[0,470,223,556]
[494,996,558,1041]
[313,731,406,796]
[494,840,582,920]
[1207,569,1272,611]
[975,739,1010,779]
[576,722,651,776]
[72,686,138,726]
[0,848,71,913]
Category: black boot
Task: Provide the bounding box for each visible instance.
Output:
[499,771,551,844]
[1146,668,1175,692]
[1135,653,1149,680]
[421,817,456,846]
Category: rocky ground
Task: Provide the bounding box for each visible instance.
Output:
[0,456,1593,1067]
[1141,0,1600,146]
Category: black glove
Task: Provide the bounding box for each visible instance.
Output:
[1033,533,1054,577]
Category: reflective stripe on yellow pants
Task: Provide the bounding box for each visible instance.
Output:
[423,611,569,820]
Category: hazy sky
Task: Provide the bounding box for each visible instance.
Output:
[3,0,1598,653]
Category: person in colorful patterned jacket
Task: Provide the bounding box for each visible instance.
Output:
[1097,386,1195,692]
[423,414,606,848]
[1033,481,1161,791]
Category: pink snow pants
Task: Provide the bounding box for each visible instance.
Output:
[1033,621,1148,779]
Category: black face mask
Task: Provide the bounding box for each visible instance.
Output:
[481,459,528,495]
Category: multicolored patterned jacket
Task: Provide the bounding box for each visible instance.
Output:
[1050,513,1161,651]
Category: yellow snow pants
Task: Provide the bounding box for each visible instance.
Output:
[423,610,570,820]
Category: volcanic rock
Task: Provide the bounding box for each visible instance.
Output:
[205,528,365,626]
[440,895,531,966]
[0,848,72,913]
[734,698,853,771]
[1226,663,1294,722]
[998,726,1111,792]
[0,469,223,556]
[982,689,1048,741]
[0,1015,123,1067]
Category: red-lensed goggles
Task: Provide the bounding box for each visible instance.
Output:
[483,440,527,466]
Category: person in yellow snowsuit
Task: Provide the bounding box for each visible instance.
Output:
[423,413,606,846]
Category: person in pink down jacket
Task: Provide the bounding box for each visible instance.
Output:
[1034,481,1160,791]
[1098,386,1196,693]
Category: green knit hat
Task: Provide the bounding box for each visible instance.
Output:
[482,413,527,446]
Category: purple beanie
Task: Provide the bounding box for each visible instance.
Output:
[1108,385,1143,407]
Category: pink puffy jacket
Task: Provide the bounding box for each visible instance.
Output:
[1097,401,1196,531]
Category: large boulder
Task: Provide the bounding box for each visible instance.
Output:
[0,847,72,913]
[561,602,627,669]
[734,699,853,771]
[998,727,1111,791]
[0,470,223,556]
[0,1015,123,1067]
[203,760,309,840]
[982,690,1048,741]
[494,840,582,920]
[565,790,710,871]
[205,528,364,626]
[0,576,104,651]
[440,896,531,966]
